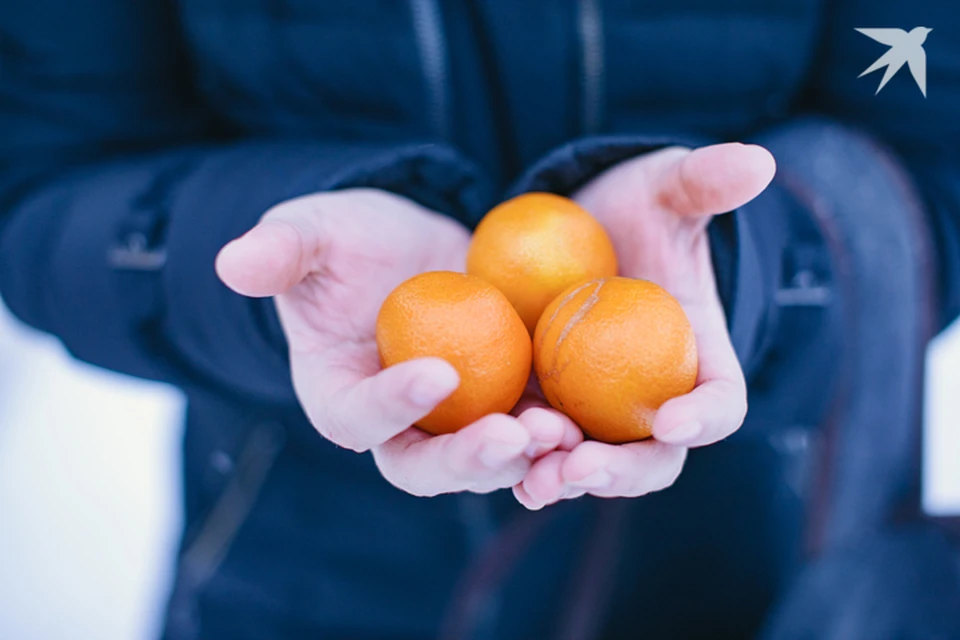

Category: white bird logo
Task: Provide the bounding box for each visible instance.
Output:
[856,27,931,97]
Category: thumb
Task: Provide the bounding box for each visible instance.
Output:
[216,216,321,298]
[655,143,776,217]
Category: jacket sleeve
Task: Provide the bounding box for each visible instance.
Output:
[0,1,487,405]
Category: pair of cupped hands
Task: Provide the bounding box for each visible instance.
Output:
[216,143,776,509]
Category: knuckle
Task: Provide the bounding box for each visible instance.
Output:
[377,439,470,498]
[374,454,430,497]
[316,409,368,453]
[576,440,609,459]
[441,432,491,480]
[626,446,686,497]
[402,472,446,497]
[602,473,641,499]
[384,472,427,497]
[383,402,420,435]
[260,217,305,247]
[525,477,557,504]
[393,478,435,498]
[443,448,485,483]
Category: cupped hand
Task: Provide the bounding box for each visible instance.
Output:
[514,143,776,509]
[216,188,578,497]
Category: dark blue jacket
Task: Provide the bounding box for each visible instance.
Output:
[2,1,958,638]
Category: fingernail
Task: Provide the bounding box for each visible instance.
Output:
[479,440,525,468]
[408,375,457,408]
[570,468,612,489]
[658,420,702,445]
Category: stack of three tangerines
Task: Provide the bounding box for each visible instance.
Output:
[376,193,696,444]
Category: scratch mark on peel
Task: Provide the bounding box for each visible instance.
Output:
[536,280,597,359]
[556,280,604,350]
[542,280,605,382]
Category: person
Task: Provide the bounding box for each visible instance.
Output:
[1,1,958,638]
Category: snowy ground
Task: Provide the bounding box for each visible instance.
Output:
[0,304,957,640]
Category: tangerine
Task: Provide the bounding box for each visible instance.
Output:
[533,277,697,443]
[466,193,618,333]
[376,271,532,435]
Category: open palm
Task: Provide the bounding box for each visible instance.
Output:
[514,143,776,509]
[216,188,576,496]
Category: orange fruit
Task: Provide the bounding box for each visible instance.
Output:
[376,271,532,435]
[534,277,697,443]
[467,193,618,333]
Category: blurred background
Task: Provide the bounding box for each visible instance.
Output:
[0,296,958,640]
[0,302,184,640]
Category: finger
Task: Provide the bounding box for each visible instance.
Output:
[373,413,532,497]
[652,302,747,447]
[512,483,540,511]
[302,356,460,452]
[515,406,581,459]
[653,143,776,218]
[517,451,570,510]
[215,199,325,297]
[511,387,585,455]
[558,418,586,451]
[652,377,746,447]
[562,440,687,498]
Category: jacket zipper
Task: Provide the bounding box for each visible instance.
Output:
[164,422,286,638]
[179,422,285,584]
[410,0,451,139]
[577,0,605,135]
